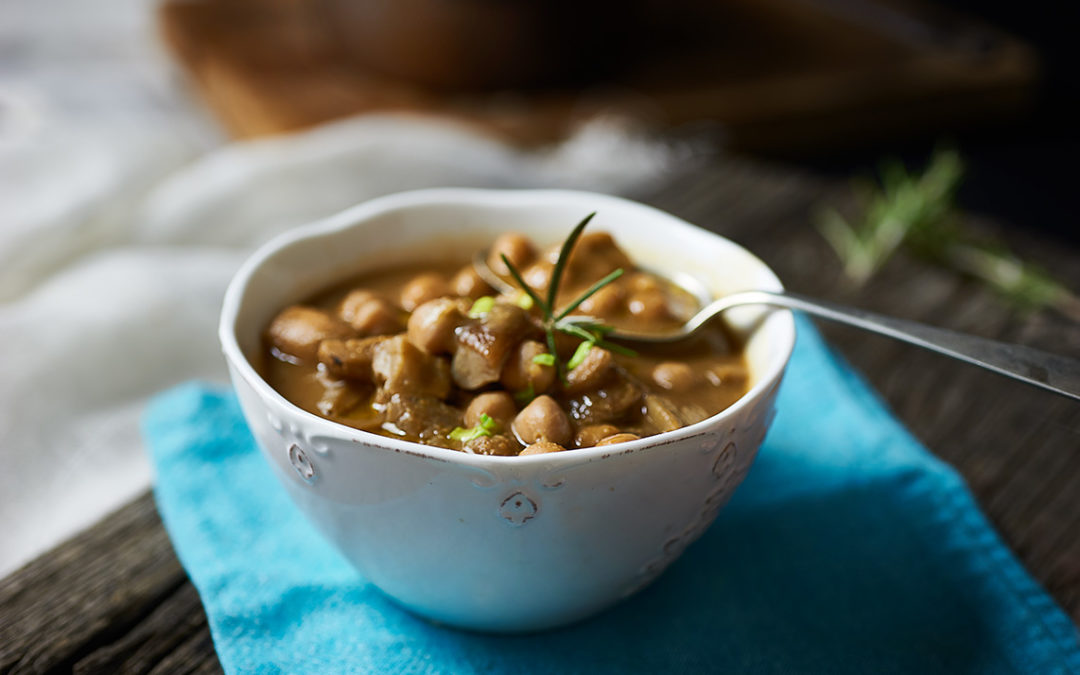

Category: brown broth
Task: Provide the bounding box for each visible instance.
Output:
[260,242,749,455]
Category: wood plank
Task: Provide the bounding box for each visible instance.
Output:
[72,584,214,675]
[0,494,212,674]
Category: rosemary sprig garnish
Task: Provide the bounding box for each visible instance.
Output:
[555,268,624,320]
[498,212,637,381]
[547,212,595,312]
[817,147,1080,320]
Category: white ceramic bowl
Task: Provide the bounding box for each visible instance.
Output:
[220,189,795,632]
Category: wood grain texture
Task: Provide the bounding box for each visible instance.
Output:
[0,158,1076,672]
[0,494,220,675]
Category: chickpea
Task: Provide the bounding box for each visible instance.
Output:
[339,290,404,335]
[512,395,572,446]
[596,433,641,447]
[575,424,619,448]
[564,232,633,285]
[487,233,537,275]
[451,266,493,299]
[651,362,700,392]
[407,297,466,354]
[707,363,750,388]
[400,273,449,311]
[372,335,452,399]
[500,340,556,395]
[626,272,662,293]
[519,440,566,456]
[523,262,552,292]
[266,306,353,362]
[464,392,517,430]
[578,283,623,318]
[627,289,670,322]
[465,434,519,456]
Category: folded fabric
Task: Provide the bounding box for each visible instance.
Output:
[144,317,1080,674]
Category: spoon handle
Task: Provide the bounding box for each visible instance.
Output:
[746,290,1080,402]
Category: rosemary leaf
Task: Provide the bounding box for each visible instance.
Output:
[554,322,597,343]
[555,268,624,321]
[595,339,637,357]
[547,212,596,312]
[545,327,562,382]
[501,255,548,318]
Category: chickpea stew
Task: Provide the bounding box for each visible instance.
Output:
[260,218,749,456]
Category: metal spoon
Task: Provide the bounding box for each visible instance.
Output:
[474,252,1080,402]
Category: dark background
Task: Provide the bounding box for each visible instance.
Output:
[804,0,1079,244]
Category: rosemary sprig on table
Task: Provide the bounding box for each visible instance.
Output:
[500,212,636,381]
[817,148,1080,320]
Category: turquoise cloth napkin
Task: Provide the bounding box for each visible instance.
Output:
[144,317,1080,674]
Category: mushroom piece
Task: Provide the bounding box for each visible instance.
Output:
[314,371,367,418]
[372,335,452,399]
[266,306,354,362]
[564,374,642,427]
[643,393,684,433]
[317,336,387,380]
[381,392,462,445]
[451,303,533,390]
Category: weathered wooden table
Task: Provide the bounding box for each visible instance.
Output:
[2,157,1077,674]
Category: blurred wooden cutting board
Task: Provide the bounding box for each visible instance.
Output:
[159,0,1037,151]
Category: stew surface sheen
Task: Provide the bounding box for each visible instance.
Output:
[260,231,749,456]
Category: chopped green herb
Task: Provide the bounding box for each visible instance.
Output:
[468,296,495,318]
[531,353,556,367]
[448,413,499,443]
[567,341,593,370]
[514,291,534,310]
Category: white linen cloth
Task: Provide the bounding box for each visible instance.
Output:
[0,0,678,576]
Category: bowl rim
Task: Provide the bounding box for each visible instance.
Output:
[219,188,796,468]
